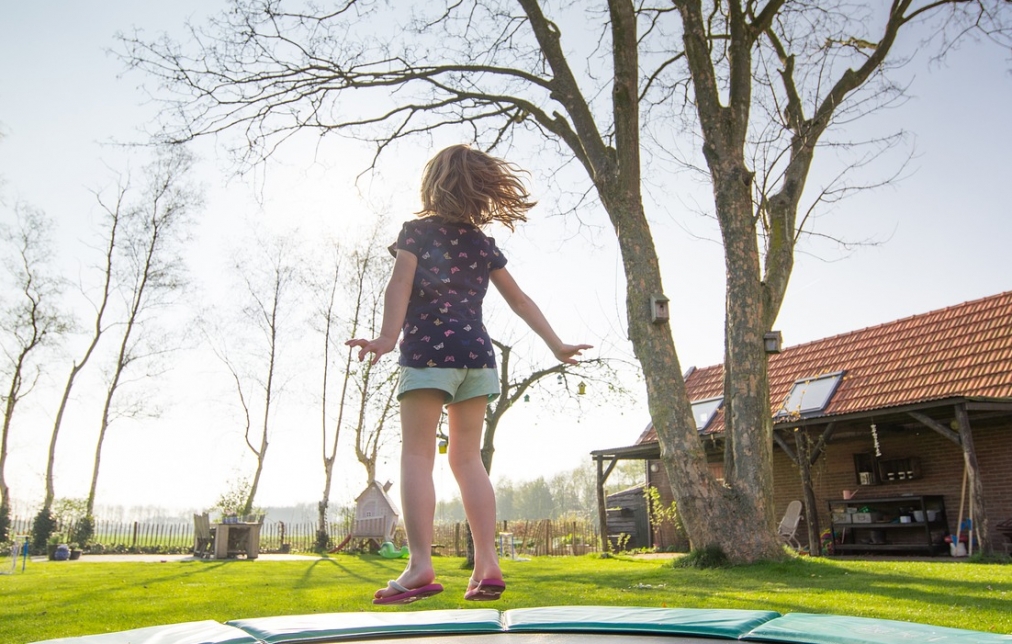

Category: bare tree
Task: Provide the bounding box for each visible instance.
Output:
[217,232,302,516]
[121,0,1012,561]
[483,339,628,473]
[41,186,122,522]
[343,243,398,485]
[312,242,345,546]
[0,204,69,541]
[311,231,398,545]
[85,148,200,516]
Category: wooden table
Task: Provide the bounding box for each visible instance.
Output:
[212,522,261,559]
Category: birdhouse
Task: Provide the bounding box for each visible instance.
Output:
[650,295,670,324]
[764,330,783,354]
[577,381,587,395]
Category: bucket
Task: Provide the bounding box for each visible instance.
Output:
[950,542,967,557]
[912,510,925,522]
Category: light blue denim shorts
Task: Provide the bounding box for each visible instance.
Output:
[397,367,500,404]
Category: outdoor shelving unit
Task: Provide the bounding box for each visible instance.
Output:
[829,495,949,555]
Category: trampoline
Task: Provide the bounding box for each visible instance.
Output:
[30,605,1012,644]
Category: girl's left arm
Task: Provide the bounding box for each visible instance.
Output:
[490,267,592,365]
[347,250,417,364]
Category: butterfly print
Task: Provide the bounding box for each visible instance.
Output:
[394,218,507,369]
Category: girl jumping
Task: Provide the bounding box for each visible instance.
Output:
[347,144,591,605]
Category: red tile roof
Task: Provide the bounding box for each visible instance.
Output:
[641,291,1012,440]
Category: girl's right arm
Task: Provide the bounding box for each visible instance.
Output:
[490,267,592,365]
[346,250,417,364]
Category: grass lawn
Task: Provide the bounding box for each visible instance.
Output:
[1,553,1009,643]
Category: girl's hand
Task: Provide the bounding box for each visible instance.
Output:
[554,343,593,365]
[346,337,397,365]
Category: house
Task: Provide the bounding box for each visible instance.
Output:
[592,291,1012,555]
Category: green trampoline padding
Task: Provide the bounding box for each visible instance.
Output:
[29,606,1012,643]
[504,606,779,639]
[27,620,259,644]
[226,608,503,643]
[745,612,1012,644]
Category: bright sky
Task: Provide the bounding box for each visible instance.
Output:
[1,2,1010,522]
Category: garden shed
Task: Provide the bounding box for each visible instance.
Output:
[605,484,650,551]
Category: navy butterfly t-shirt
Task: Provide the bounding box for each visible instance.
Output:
[393,217,507,368]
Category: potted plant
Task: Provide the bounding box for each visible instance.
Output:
[46,534,62,561]
[68,542,83,560]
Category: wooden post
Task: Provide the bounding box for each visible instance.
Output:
[596,455,618,553]
[955,404,991,554]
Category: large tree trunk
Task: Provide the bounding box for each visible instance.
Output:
[713,173,779,556]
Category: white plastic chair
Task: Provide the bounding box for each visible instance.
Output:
[778,500,803,550]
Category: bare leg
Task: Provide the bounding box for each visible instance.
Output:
[446,395,503,589]
[374,388,443,600]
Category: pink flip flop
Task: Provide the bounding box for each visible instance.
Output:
[373,580,444,605]
[464,578,506,601]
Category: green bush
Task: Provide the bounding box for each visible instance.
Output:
[31,508,57,554]
[71,515,95,547]
[0,502,10,542]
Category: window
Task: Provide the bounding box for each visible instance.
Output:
[690,396,723,430]
[777,371,844,417]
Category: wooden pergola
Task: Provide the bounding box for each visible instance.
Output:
[591,396,1010,555]
[590,442,660,552]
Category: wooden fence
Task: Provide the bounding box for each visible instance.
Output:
[432,519,600,557]
[7,516,600,556]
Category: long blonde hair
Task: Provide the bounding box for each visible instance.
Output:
[417,145,535,230]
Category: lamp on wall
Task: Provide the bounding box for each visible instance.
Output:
[649,462,661,473]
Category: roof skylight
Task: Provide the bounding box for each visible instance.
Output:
[691,396,723,430]
[777,372,844,417]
